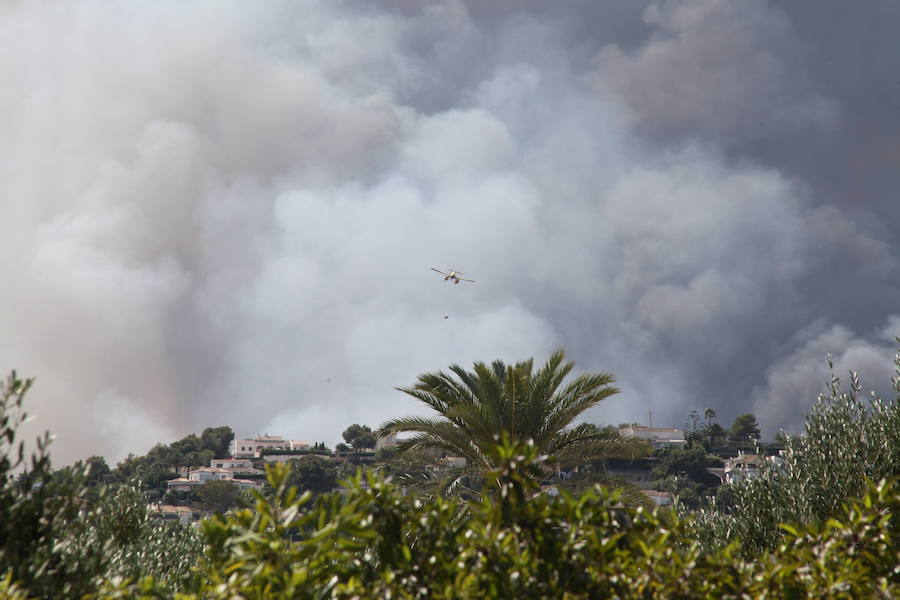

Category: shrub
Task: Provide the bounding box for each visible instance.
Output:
[102,440,900,599]
[0,372,202,598]
[689,346,900,555]
[5,361,900,598]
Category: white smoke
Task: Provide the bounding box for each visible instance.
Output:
[1,0,897,463]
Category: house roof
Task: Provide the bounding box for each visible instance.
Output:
[166,477,200,486]
[726,454,763,467]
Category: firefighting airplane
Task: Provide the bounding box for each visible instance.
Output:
[430,267,476,284]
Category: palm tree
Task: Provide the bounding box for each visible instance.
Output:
[379,350,647,493]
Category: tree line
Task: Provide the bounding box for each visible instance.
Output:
[1,345,899,598]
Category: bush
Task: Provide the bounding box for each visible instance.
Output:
[0,372,202,598]
[689,346,900,555]
[0,372,98,598]
[4,362,900,598]
[100,440,900,599]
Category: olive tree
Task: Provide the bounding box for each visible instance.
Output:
[690,345,900,555]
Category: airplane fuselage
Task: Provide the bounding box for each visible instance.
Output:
[432,267,472,284]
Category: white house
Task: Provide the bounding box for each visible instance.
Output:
[167,459,263,492]
[642,490,674,506]
[232,435,310,458]
[721,453,785,484]
[210,458,254,470]
[149,503,198,524]
[211,459,262,477]
[618,426,686,449]
[189,467,234,483]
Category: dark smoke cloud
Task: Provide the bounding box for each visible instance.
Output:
[1,0,897,463]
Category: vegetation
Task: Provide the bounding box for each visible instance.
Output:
[103,446,900,598]
[341,424,377,451]
[727,413,762,444]
[651,445,722,508]
[0,372,201,599]
[684,408,728,449]
[194,480,241,514]
[285,454,339,496]
[112,425,234,501]
[379,350,649,494]
[689,352,900,556]
[1,344,899,597]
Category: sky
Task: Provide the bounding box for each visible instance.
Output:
[2,0,898,465]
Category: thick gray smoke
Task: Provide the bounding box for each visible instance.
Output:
[2,0,897,463]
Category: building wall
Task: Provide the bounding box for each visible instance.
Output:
[211,459,254,469]
[189,468,234,482]
[232,436,310,458]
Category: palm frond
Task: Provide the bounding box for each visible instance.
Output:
[383,350,639,496]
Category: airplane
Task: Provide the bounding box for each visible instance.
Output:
[430,267,475,284]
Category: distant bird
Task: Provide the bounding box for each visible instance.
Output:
[444,315,449,319]
[431,267,475,284]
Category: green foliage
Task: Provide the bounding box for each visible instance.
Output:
[767,477,900,597]
[652,446,720,484]
[691,348,900,555]
[111,427,234,498]
[685,408,727,449]
[684,409,702,445]
[72,483,204,593]
[0,372,203,598]
[547,468,655,510]
[379,350,646,494]
[81,455,113,485]
[374,445,397,460]
[311,441,332,454]
[200,426,234,459]
[341,424,377,451]
[651,446,721,508]
[376,447,447,496]
[286,454,338,496]
[728,413,761,443]
[106,440,900,599]
[701,422,727,449]
[0,372,97,598]
[194,480,240,514]
[4,345,900,598]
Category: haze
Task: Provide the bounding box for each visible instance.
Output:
[2,0,898,464]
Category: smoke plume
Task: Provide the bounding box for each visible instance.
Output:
[2,0,897,463]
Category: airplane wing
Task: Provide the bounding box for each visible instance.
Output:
[430,267,449,276]
[459,277,476,283]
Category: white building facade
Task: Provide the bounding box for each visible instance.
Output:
[722,453,785,484]
[232,435,310,458]
[166,459,264,492]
